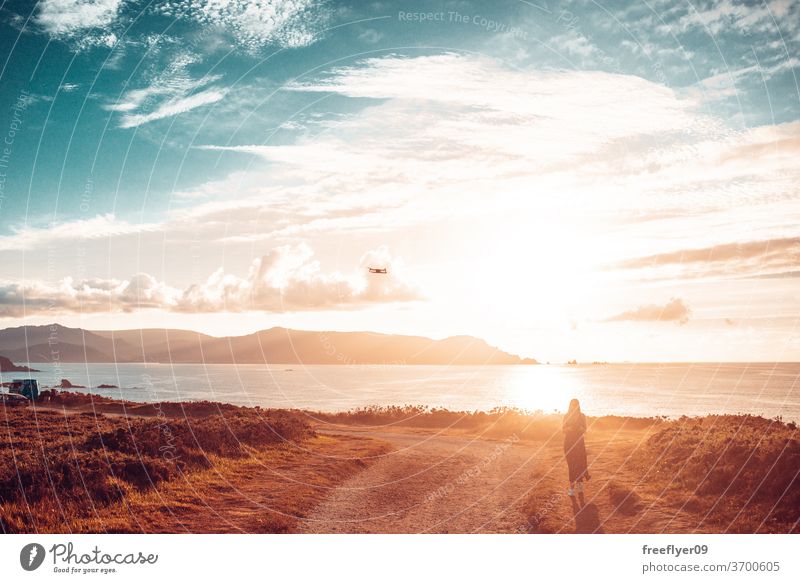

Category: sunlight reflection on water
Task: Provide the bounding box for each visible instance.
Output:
[9,362,800,420]
[501,366,583,413]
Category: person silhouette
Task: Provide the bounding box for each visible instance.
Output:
[563,398,590,501]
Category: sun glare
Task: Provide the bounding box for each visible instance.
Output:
[502,365,584,413]
[470,216,599,321]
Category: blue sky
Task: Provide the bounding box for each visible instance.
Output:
[0,0,798,361]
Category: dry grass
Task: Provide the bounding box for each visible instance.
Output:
[0,398,312,533]
[518,414,799,534]
[49,434,388,533]
[605,481,643,516]
[38,389,250,418]
[637,415,799,533]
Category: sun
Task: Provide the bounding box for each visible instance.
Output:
[502,365,585,413]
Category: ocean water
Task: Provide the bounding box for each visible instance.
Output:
[3,362,798,421]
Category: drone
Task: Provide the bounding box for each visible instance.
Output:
[368,267,388,274]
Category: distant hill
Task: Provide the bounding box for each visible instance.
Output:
[0,324,537,365]
[0,355,39,373]
[0,324,127,363]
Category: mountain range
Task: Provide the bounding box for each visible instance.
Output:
[0,324,537,365]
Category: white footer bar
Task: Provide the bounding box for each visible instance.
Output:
[2,534,797,582]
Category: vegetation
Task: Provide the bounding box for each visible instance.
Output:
[637,414,799,533]
[3,393,797,534]
[316,404,661,440]
[38,389,247,417]
[521,414,799,534]
[0,396,311,533]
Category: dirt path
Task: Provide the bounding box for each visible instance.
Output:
[298,426,711,534]
[298,427,538,533]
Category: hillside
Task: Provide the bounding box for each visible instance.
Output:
[0,324,537,365]
[0,355,39,373]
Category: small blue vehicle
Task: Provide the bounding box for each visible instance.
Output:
[8,379,39,400]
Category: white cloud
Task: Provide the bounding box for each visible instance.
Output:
[37,0,123,36]
[105,51,227,128]
[288,54,699,140]
[0,274,175,316]
[277,54,706,181]
[175,54,800,253]
[0,245,420,316]
[186,54,708,234]
[170,54,800,304]
[0,214,160,252]
[117,87,227,128]
[606,298,692,325]
[12,53,796,325]
[178,244,420,312]
[689,59,799,103]
[77,31,118,49]
[688,65,759,101]
[601,120,800,210]
[358,28,383,44]
[156,0,327,51]
[549,30,601,59]
[678,0,797,36]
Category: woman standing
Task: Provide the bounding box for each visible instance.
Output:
[563,398,590,497]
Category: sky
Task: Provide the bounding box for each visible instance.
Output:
[0,0,798,362]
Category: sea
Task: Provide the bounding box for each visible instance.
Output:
[3,362,798,421]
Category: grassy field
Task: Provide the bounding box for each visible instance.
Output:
[633,415,800,533]
[520,414,799,534]
[0,392,386,533]
[1,393,797,533]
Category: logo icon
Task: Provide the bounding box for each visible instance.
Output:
[20,543,46,571]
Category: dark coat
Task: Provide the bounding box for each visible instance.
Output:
[563,411,589,482]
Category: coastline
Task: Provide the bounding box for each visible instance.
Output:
[6,361,799,422]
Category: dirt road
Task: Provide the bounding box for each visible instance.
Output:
[298,426,709,534]
[299,428,538,533]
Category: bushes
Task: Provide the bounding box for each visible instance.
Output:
[316,405,662,441]
[0,449,131,506]
[317,405,558,439]
[83,411,310,459]
[0,405,312,531]
[640,415,800,531]
[38,389,118,407]
[39,390,253,418]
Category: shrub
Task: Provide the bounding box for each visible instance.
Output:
[0,404,312,525]
[640,415,799,531]
[315,405,661,441]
